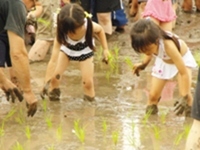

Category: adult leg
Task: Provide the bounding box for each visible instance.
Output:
[185,119,200,150]
[80,57,95,101]
[129,0,139,16]
[182,0,193,12]
[97,12,113,35]
[28,39,53,62]
[195,0,200,11]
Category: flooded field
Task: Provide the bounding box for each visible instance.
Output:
[1,2,200,150]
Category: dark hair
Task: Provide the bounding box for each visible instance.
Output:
[57,3,94,50]
[130,19,180,53]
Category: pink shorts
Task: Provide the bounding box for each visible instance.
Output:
[142,0,176,22]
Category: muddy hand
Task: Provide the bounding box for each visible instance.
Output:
[40,80,50,100]
[174,95,188,115]
[27,102,37,117]
[133,63,147,76]
[102,49,110,64]
[23,91,38,117]
[1,79,23,103]
[4,88,23,103]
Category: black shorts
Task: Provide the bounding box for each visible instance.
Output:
[0,31,11,67]
[80,0,121,13]
[192,67,200,121]
[94,0,121,12]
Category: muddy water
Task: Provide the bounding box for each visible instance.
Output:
[1,3,200,150]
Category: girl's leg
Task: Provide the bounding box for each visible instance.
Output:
[79,57,95,101]
[185,119,200,150]
[149,17,173,32]
[46,52,69,101]
[147,76,167,114]
[159,21,173,32]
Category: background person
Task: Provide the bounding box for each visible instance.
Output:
[0,0,40,117]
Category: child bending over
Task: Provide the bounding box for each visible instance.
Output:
[41,3,110,101]
[130,19,197,116]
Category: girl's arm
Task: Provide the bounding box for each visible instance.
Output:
[165,40,190,96]
[133,54,152,76]
[92,21,110,62]
[92,21,109,51]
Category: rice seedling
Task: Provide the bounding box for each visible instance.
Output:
[193,50,200,66]
[112,130,119,146]
[25,125,31,140]
[102,118,108,135]
[46,145,55,150]
[0,121,5,137]
[151,125,161,140]
[160,111,167,124]
[41,99,48,112]
[173,124,191,146]
[56,123,63,141]
[45,115,53,129]
[127,122,136,147]
[124,56,134,70]
[12,142,24,150]
[4,107,16,121]
[72,119,85,144]
[142,111,152,125]
[15,108,25,125]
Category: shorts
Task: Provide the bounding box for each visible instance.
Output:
[94,0,121,12]
[0,31,11,67]
[192,67,200,121]
[60,44,94,61]
[80,0,121,13]
[142,0,176,22]
[112,8,128,27]
[152,50,197,79]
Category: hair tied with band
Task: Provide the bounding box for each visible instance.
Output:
[84,11,92,18]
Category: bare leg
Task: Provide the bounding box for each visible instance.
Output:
[148,76,167,105]
[185,119,200,150]
[80,57,95,99]
[44,38,60,83]
[97,12,112,35]
[129,0,138,16]
[182,0,193,12]
[28,39,52,62]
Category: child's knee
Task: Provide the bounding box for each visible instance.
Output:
[82,79,93,90]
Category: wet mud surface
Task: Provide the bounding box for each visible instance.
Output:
[0,2,200,150]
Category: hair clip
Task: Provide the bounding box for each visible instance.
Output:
[84,11,92,18]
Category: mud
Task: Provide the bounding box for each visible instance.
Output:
[0,1,200,150]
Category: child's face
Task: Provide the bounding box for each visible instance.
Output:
[141,43,158,56]
[67,25,84,37]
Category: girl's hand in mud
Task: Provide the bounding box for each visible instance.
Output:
[0,79,23,103]
[133,62,147,76]
[174,95,188,115]
[102,49,110,64]
[23,91,38,117]
[26,102,37,117]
